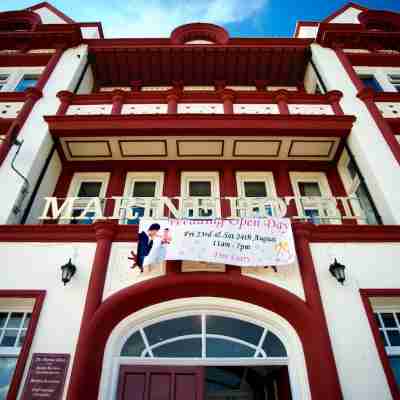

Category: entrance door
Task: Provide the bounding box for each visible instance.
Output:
[117,365,204,400]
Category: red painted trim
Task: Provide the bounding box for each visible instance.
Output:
[357,88,400,165]
[347,53,400,68]
[1,222,400,243]
[293,21,318,38]
[66,265,342,400]
[28,2,75,24]
[0,53,51,67]
[322,2,367,24]
[0,10,41,32]
[35,48,63,91]
[0,290,46,400]
[360,289,400,399]
[45,114,355,138]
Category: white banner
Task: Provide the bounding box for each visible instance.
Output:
[137,218,296,268]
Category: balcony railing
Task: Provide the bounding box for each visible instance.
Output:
[0,92,25,118]
[374,92,400,119]
[39,195,379,225]
[55,89,345,117]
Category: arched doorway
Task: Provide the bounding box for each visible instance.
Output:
[99,298,311,400]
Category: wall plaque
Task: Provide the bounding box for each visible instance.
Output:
[21,353,70,400]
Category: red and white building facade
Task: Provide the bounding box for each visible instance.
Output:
[1,2,400,399]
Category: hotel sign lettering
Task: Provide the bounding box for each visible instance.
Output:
[21,353,70,400]
[39,195,365,221]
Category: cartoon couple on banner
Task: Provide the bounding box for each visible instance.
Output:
[129,223,172,273]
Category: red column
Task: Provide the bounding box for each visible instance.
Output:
[274,89,289,114]
[214,80,226,91]
[274,167,296,218]
[357,88,400,165]
[166,89,180,114]
[111,90,126,115]
[220,167,236,218]
[326,90,344,116]
[67,221,117,400]
[56,90,73,115]
[220,88,235,114]
[104,167,126,218]
[293,224,343,399]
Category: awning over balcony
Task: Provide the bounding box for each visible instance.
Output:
[86,38,312,87]
[44,114,355,161]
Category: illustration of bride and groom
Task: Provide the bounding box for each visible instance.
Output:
[128,223,172,273]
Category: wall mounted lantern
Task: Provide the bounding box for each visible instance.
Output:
[329,258,346,285]
[61,259,76,285]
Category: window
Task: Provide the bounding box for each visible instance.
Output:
[338,150,379,225]
[236,172,278,217]
[181,172,220,218]
[389,75,400,92]
[65,173,110,224]
[290,172,339,224]
[0,75,9,91]
[120,314,287,359]
[358,75,383,92]
[0,311,31,399]
[121,172,164,224]
[374,310,400,387]
[14,75,39,92]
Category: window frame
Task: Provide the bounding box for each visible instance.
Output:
[0,67,43,92]
[235,172,278,217]
[120,172,164,224]
[290,172,339,224]
[0,291,45,400]
[181,171,221,218]
[64,172,110,224]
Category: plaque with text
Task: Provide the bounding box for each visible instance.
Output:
[21,353,70,400]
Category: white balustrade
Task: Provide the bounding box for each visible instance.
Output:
[0,102,24,118]
[121,104,167,114]
[376,102,400,118]
[66,104,112,115]
[233,104,279,114]
[288,104,334,115]
[177,103,224,114]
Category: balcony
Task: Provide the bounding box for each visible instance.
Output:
[45,89,355,162]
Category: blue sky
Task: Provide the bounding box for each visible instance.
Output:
[2,0,400,38]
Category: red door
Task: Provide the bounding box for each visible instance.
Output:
[117,365,204,400]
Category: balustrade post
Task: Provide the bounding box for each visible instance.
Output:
[166,88,181,114]
[326,90,344,116]
[111,89,126,115]
[56,90,73,115]
[219,88,235,115]
[214,80,226,91]
[255,80,268,91]
[274,89,289,114]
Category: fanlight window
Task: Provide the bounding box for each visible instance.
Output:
[121,315,287,359]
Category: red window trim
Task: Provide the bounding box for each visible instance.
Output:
[0,290,46,400]
[360,289,400,399]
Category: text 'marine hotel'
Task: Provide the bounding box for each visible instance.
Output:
[1,1,400,399]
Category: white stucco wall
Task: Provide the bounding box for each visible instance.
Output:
[329,7,362,24]
[76,65,94,94]
[0,242,96,399]
[312,43,400,224]
[32,7,68,24]
[296,25,318,39]
[0,44,89,225]
[311,242,400,400]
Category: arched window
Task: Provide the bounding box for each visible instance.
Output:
[120,314,287,359]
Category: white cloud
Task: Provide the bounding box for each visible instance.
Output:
[84,0,267,38]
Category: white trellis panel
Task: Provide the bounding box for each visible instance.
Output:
[288,104,334,115]
[0,102,24,118]
[233,104,279,114]
[177,103,224,114]
[66,104,112,115]
[121,104,167,114]
[376,102,400,118]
